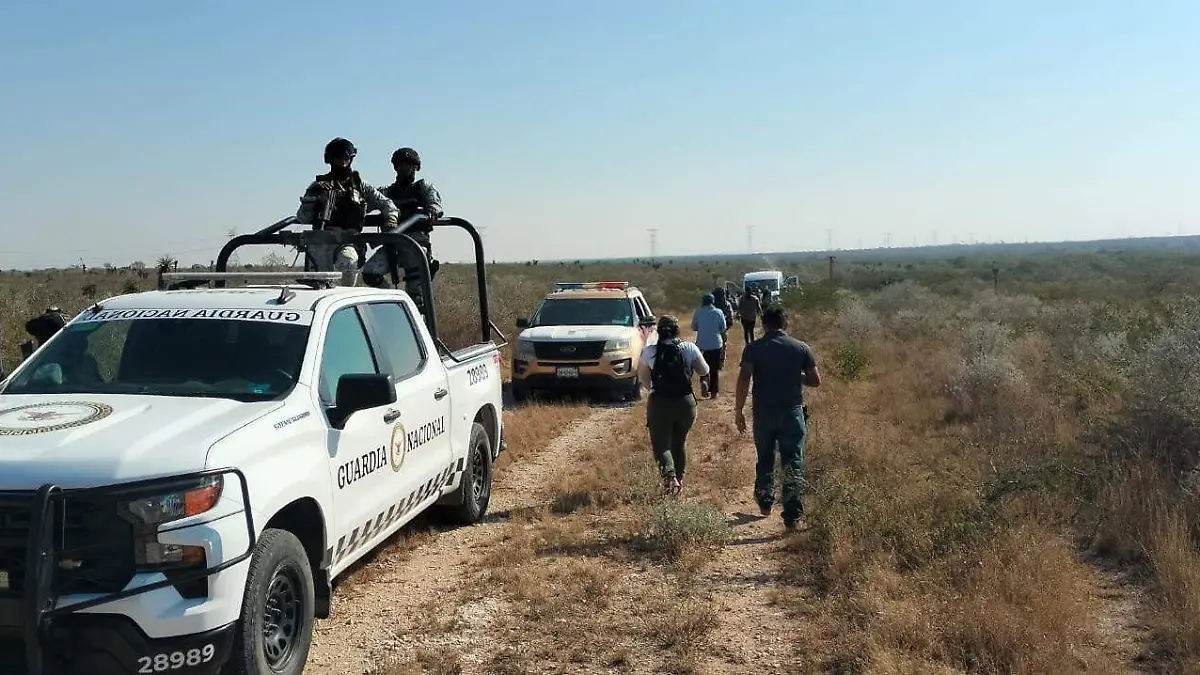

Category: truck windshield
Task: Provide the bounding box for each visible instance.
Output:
[532,298,634,327]
[746,280,779,294]
[2,312,311,402]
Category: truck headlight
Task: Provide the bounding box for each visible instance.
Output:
[122,475,222,569]
[604,337,631,353]
[516,339,536,360]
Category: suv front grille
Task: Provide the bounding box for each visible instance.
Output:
[0,494,136,598]
[533,341,607,361]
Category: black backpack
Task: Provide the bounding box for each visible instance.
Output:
[651,338,693,397]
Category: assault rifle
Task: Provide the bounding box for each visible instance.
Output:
[313,182,338,231]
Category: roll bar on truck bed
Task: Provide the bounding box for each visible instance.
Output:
[157,212,506,356]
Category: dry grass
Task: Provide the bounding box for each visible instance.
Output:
[9,248,1200,674]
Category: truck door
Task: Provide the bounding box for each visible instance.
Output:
[317,304,396,568]
[360,300,453,507]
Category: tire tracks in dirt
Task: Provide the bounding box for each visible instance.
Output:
[304,403,630,674]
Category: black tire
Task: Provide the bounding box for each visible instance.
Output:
[628,378,643,401]
[511,382,529,403]
[226,529,315,675]
[437,422,493,524]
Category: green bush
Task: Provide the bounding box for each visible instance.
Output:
[831,343,872,380]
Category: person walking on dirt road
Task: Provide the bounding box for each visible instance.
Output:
[734,307,821,530]
[738,289,763,343]
[638,315,710,495]
[691,293,728,398]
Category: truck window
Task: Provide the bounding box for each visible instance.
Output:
[318,306,380,405]
[362,302,427,381]
[1,316,309,401]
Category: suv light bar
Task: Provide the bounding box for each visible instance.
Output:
[553,281,630,291]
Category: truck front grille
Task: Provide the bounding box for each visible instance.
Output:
[0,494,136,598]
[533,341,607,361]
[0,499,30,599]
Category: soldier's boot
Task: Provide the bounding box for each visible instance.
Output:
[404,274,429,315]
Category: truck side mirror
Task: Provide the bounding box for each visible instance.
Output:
[331,373,396,429]
[515,318,530,329]
[640,316,657,328]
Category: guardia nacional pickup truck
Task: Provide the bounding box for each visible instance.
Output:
[0,215,505,675]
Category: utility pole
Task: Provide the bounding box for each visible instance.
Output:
[747,225,754,254]
[992,262,999,293]
[828,255,836,284]
[885,232,892,248]
[825,228,833,251]
[648,229,658,258]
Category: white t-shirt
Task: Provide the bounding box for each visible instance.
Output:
[637,339,710,392]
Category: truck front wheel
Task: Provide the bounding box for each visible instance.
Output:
[226,528,315,675]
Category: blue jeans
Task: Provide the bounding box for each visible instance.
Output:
[752,407,807,522]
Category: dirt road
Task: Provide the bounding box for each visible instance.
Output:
[305,403,630,674]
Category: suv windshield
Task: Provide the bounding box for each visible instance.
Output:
[532,297,634,327]
[2,309,312,401]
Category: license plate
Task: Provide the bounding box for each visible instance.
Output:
[0,570,8,591]
[556,366,579,379]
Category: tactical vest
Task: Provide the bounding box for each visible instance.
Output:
[315,171,368,232]
[385,179,433,234]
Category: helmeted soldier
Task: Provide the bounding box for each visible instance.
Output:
[382,147,443,311]
[295,138,398,286]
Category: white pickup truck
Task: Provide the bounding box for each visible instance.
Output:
[0,269,504,675]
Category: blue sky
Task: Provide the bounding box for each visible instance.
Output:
[1,0,1198,267]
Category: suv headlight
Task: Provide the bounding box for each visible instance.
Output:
[121,475,223,568]
[516,339,536,359]
[605,337,632,353]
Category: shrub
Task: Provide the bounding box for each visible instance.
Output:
[645,500,730,559]
[832,343,872,381]
[835,297,880,346]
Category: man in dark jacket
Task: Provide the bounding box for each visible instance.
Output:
[712,287,734,328]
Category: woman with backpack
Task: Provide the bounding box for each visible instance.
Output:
[636,315,711,495]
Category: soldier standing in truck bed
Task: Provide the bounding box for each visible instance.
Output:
[296,138,399,286]
[382,147,444,313]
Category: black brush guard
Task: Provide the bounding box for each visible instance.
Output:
[207,214,499,348]
[3,468,254,675]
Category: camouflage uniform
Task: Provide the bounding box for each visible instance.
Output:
[382,149,444,311]
[295,170,398,286]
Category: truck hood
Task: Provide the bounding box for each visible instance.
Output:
[0,393,281,489]
[518,325,633,342]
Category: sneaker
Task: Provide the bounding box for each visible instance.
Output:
[663,475,681,494]
[676,477,685,495]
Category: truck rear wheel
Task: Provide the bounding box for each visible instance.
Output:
[226,528,315,675]
[437,422,493,524]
